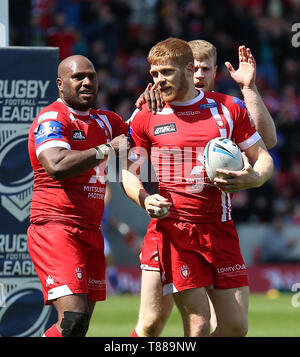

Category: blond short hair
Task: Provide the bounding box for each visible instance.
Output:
[188,40,217,65]
[148,37,194,67]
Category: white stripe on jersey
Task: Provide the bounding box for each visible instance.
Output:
[36,140,71,158]
[37,111,58,124]
[238,131,261,151]
[96,114,112,141]
[206,98,227,138]
[227,192,232,221]
[128,108,139,123]
[221,192,232,222]
[221,191,227,222]
[221,104,233,140]
[69,113,76,121]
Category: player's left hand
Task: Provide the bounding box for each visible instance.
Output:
[213,153,262,193]
[225,46,256,90]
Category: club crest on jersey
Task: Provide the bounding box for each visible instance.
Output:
[180,265,190,279]
[72,130,86,141]
[153,123,177,136]
[75,268,83,280]
[46,275,56,287]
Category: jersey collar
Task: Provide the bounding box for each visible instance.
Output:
[169,89,204,106]
[57,98,90,116]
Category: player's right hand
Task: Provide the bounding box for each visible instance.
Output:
[225,45,256,90]
[144,194,172,219]
[108,134,130,158]
[135,83,164,113]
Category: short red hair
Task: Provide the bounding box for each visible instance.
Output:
[148,37,194,68]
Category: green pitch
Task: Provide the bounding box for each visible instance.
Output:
[87,292,300,337]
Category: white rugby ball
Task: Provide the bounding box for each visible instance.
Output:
[204,137,244,181]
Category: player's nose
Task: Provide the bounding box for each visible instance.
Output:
[157,72,166,84]
[82,76,93,87]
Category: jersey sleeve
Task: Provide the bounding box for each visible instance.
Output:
[230,97,261,150]
[128,107,152,153]
[33,110,71,158]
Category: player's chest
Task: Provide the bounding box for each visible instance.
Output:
[68,117,110,150]
[148,114,230,148]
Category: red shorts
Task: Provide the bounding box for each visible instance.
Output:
[144,218,248,295]
[140,230,160,271]
[27,222,106,305]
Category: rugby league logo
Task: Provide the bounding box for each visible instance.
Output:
[0,124,33,221]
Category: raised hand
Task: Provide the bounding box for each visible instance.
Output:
[225,46,256,90]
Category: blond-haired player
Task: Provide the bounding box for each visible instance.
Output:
[124,38,274,337]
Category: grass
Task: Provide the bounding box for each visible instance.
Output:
[87,292,300,337]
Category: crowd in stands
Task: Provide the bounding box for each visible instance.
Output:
[10,0,300,225]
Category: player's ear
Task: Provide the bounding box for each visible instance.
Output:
[214,65,218,79]
[56,77,63,91]
[185,62,195,78]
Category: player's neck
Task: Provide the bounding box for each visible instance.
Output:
[175,86,199,103]
[57,98,90,115]
[170,87,202,106]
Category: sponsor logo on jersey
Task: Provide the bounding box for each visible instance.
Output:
[199,102,218,110]
[34,120,62,145]
[177,110,201,116]
[233,97,246,109]
[153,123,177,136]
[72,130,86,141]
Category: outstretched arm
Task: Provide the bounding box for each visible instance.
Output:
[225,46,277,149]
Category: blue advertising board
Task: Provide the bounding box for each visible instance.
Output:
[0,46,59,336]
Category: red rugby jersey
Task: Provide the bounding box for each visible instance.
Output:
[129,90,260,223]
[28,99,128,230]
